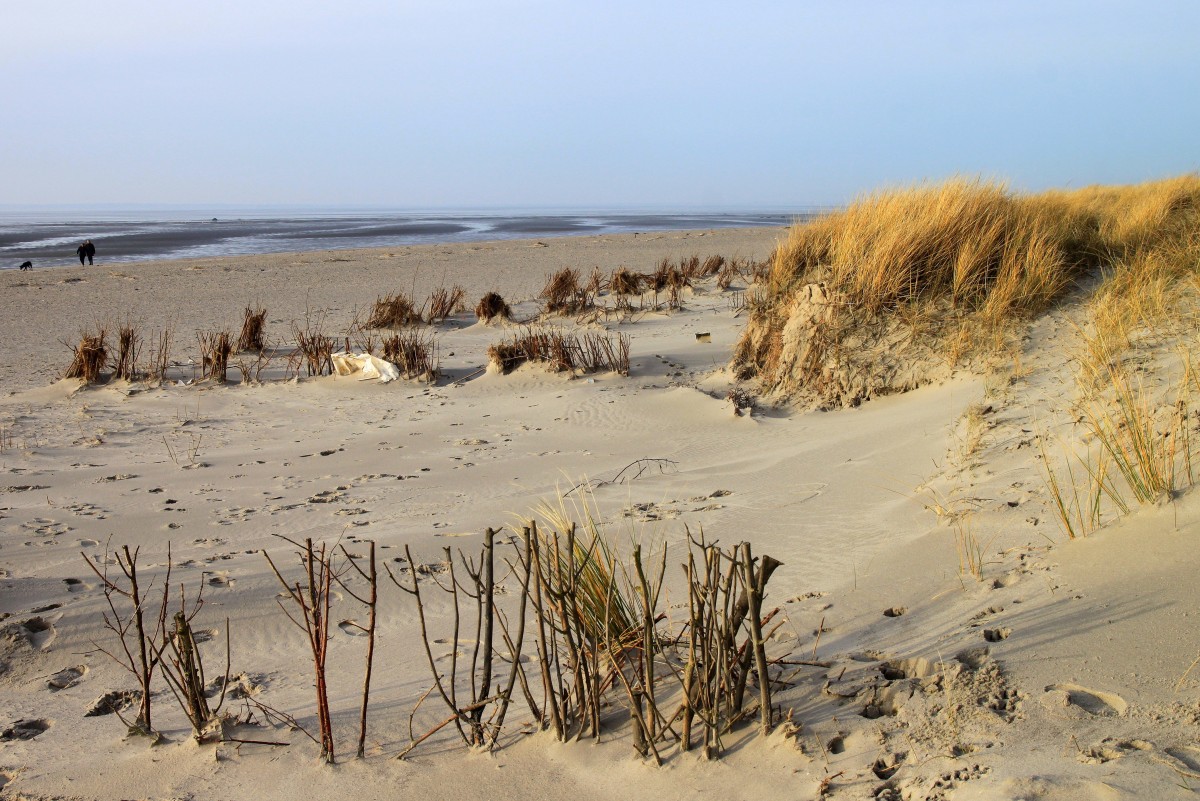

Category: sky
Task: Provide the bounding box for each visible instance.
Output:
[3,1,1198,209]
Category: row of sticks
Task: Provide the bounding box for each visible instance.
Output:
[85,522,793,764]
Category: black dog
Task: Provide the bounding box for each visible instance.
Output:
[18,261,32,271]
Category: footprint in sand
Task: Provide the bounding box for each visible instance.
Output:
[2,617,56,650]
[62,577,91,593]
[1164,745,1200,772]
[84,690,141,717]
[191,628,219,644]
[46,665,88,691]
[0,768,17,791]
[205,571,235,588]
[1042,683,1128,717]
[0,719,50,741]
[883,607,907,618]
[338,620,368,637]
[983,627,1012,642]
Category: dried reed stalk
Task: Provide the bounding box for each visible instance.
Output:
[368,292,422,328]
[541,268,593,314]
[112,321,141,382]
[65,328,108,383]
[488,328,629,375]
[427,285,466,324]
[291,319,334,376]
[237,305,267,352]
[147,330,173,383]
[609,267,645,296]
[197,330,232,383]
[382,330,437,380]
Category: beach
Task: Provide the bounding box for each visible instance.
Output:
[2,225,1199,801]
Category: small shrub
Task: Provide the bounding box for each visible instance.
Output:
[475,292,512,323]
[651,258,689,293]
[427,286,466,324]
[198,330,233,383]
[367,292,422,329]
[237,306,267,352]
[609,267,645,296]
[701,255,726,277]
[147,330,173,384]
[112,321,141,382]
[716,258,743,290]
[382,331,438,380]
[292,316,335,376]
[488,327,630,375]
[540,268,592,314]
[585,266,605,294]
[65,328,108,383]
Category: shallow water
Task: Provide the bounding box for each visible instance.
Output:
[0,208,813,269]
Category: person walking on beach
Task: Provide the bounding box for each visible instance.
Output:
[76,240,95,265]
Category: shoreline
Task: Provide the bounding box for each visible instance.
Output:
[1,214,802,270]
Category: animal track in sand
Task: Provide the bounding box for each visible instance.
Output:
[991,571,1020,589]
[983,627,1012,642]
[1043,683,1128,717]
[883,607,907,618]
[19,518,72,538]
[1078,737,1154,764]
[971,605,1004,621]
[64,501,107,518]
[62,577,91,593]
[215,508,256,525]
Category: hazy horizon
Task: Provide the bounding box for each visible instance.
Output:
[5,1,1198,208]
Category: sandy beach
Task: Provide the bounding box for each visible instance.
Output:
[2,224,1199,801]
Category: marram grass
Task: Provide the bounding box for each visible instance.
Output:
[735,174,1200,403]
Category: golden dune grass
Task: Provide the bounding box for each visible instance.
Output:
[735,175,1200,403]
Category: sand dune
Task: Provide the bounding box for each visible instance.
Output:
[2,227,1199,801]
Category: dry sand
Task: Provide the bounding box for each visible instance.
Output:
[2,227,1199,801]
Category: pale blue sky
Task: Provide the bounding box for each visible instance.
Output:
[4,1,1197,208]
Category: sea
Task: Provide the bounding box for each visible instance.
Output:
[0,207,814,270]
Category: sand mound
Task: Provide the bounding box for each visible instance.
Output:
[736,282,956,408]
